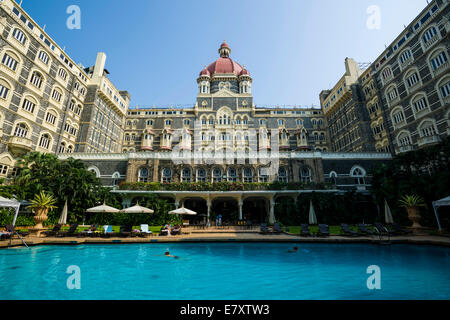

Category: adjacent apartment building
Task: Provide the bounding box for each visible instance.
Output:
[0,0,129,179]
[321,0,450,154]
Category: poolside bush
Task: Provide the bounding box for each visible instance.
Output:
[371,137,450,229]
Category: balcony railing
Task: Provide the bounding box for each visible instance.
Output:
[424,35,439,50]
[433,60,449,77]
[418,135,441,147]
[8,136,33,155]
[397,145,414,154]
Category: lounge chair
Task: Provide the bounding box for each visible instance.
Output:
[341,224,359,237]
[102,225,115,237]
[118,225,132,237]
[260,223,271,235]
[300,224,311,237]
[272,223,283,234]
[374,223,391,236]
[317,224,330,237]
[57,224,79,237]
[78,224,98,237]
[391,223,413,235]
[43,224,62,237]
[0,229,12,241]
[139,224,153,237]
[172,225,182,236]
[6,225,29,237]
[159,226,170,236]
[358,224,374,235]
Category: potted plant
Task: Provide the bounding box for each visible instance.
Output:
[399,194,426,228]
[28,191,57,229]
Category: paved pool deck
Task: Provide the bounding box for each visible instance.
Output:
[1,228,450,248]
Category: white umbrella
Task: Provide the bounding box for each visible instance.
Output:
[58,199,68,225]
[121,203,154,214]
[384,199,394,224]
[86,202,120,213]
[309,200,317,225]
[169,207,197,215]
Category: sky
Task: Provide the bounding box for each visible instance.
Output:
[21,0,429,108]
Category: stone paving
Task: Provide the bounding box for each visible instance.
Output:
[1,227,450,248]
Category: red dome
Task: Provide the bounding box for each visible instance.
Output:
[199,67,210,77]
[207,57,243,75]
[220,41,230,49]
[239,67,250,76]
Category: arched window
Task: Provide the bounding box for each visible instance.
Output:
[278,167,288,183]
[391,106,406,127]
[422,25,439,50]
[418,119,438,138]
[243,167,253,183]
[58,142,66,154]
[12,28,27,45]
[329,171,337,185]
[2,51,19,71]
[300,167,312,183]
[385,84,399,105]
[0,79,11,100]
[437,76,450,105]
[181,168,191,183]
[351,167,366,185]
[429,47,448,74]
[404,68,421,93]
[51,87,63,103]
[258,167,268,182]
[411,93,429,117]
[397,131,412,146]
[227,167,237,182]
[162,168,172,183]
[197,168,206,182]
[112,172,120,186]
[88,166,100,178]
[398,48,413,69]
[30,71,43,89]
[37,50,50,65]
[38,133,51,149]
[13,123,29,138]
[139,167,149,182]
[212,168,222,183]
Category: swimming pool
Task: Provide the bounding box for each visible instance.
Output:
[0,243,449,300]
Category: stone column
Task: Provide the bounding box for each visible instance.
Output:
[238,197,244,221]
[207,199,212,224]
[122,196,132,209]
[269,196,276,224]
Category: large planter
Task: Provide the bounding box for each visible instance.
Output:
[33,208,49,229]
[406,206,422,229]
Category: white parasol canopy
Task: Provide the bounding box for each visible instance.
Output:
[169,207,197,215]
[86,202,120,213]
[58,199,68,225]
[121,203,154,214]
[384,199,394,224]
[432,196,450,231]
[309,200,317,225]
[0,196,21,226]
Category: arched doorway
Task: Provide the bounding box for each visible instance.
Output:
[243,197,267,224]
[212,198,238,224]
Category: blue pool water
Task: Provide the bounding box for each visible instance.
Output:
[0,243,449,300]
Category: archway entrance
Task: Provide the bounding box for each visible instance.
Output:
[212,198,238,224]
[243,198,267,224]
[183,198,207,224]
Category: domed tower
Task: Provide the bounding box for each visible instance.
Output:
[197,66,211,95]
[197,41,252,96]
[239,65,252,94]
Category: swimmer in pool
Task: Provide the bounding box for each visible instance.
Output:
[165,250,179,259]
[288,246,299,253]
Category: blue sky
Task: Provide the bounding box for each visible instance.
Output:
[21,0,428,107]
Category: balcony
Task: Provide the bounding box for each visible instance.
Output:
[424,35,439,50]
[433,60,449,77]
[397,145,414,154]
[418,135,441,147]
[400,57,414,71]
[8,136,33,156]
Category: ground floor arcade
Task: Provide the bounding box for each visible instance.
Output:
[113,190,343,224]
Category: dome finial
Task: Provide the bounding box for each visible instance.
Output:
[219,41,231,58]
